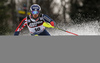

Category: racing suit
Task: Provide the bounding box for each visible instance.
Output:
[14,13,56,36]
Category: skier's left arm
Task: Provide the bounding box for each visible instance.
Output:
[43,14,56,28]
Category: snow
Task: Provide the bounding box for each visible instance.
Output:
[20,21,100,36]
[49,21,100,36]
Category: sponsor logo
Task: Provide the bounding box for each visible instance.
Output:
[29,23,37,27]
[33,7,39,9]
[28,21,43,28]
[44,16,51,22]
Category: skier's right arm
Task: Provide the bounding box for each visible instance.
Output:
[14,18,27,36]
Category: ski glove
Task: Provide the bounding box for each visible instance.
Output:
[14,31,20,36]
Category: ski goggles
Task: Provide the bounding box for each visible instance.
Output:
[32,11,39,15]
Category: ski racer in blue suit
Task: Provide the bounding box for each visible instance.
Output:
[14,4,56,36]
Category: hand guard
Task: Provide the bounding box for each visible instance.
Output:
[43,22,54,28]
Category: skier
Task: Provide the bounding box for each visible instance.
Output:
[14,4,56,36]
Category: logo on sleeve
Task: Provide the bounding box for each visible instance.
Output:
[43,16,51,22]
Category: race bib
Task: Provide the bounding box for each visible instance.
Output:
[35,27,40,32]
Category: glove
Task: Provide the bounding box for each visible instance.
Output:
[43,22,54,28]
[14,31,20,36]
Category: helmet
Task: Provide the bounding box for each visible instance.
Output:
[30,4,41,11]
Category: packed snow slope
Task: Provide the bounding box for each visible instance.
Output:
[20,21,100,36]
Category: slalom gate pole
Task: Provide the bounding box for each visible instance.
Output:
[54,27,78,36]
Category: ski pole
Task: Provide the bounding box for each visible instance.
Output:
[54,27,78,36]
